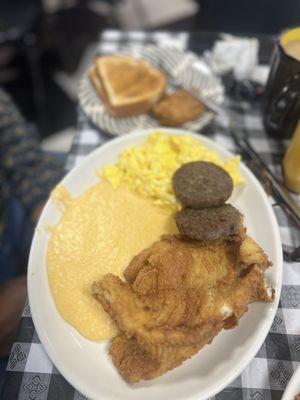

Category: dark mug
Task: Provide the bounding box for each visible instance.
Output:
[264,27,300,138]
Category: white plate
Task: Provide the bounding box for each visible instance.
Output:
[282,365,300,400]
[78,45,224,136]
[28,128,282,400]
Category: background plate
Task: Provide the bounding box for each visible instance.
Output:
[78,46,224,136]
[28,128,282,400]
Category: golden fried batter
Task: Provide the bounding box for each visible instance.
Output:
[109,321,223,384]
[152,90,206,126]
[92,234,273,383]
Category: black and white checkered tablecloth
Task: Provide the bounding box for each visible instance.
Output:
[1,30,300,400]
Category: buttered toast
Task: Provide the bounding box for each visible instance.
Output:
[89,55,166,117]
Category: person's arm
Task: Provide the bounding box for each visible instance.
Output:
[0,276,27,357]
[0,88,64,221]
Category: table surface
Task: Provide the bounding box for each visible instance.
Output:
[1,30,300,400]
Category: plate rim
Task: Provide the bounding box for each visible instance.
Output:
[28,128,283,400]
[282,364,300,400]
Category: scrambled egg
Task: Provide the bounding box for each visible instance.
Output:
[101,131,244,210]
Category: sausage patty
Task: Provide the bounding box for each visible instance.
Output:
[175,204,241,241]
[172,161,233,209]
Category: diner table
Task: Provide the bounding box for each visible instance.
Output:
[1,29,300,400]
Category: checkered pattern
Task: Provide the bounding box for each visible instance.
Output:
[1,30,300,400]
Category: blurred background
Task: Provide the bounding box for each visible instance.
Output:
[1,0,300,155]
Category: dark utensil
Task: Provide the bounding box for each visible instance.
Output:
[199,94,300,227]
[198,96,300,262]
[231,131,300,228]
[231,133,300,262]
[282,244,300,262]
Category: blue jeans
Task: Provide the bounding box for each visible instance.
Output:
[0,197,34,389]
[0,197,34,283]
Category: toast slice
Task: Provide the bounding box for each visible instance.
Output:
[89,55,166,117]
[152,90,206,126]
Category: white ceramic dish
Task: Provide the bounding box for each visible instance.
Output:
[282,365,300,400]
[28,128,282,400]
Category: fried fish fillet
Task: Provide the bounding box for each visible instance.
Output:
[108,320,223,384]
[92,234,273,383]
